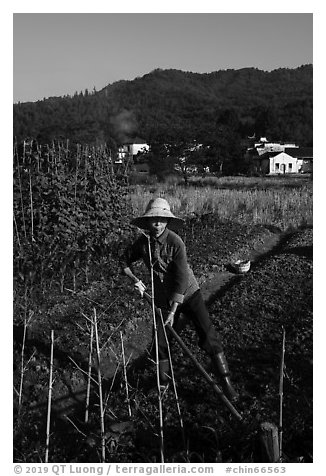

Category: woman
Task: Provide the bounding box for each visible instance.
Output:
[122,197,238,401]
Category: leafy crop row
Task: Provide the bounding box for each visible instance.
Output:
[13,140,131,296]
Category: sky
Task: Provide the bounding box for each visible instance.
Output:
[13,12,313,103]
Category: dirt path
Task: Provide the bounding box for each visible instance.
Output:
[201,230,282,302]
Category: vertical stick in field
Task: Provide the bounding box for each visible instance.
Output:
[13,211,22,252]
[15,148,27,239]
[120,331,132,417]
[45,330,54,463]
[159,309,186,449]
[85,320,94,424]
[74,148,79,211]
[93,308,106,463]
[147,235,165,463]
[29,168,34,242]
[18,304,34,410]
[279,326,286,462]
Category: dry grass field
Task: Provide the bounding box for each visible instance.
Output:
[129,175,312,231]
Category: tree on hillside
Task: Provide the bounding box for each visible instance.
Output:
[169,141,211,185]
[206,109,244,174]
[146,141,175,181]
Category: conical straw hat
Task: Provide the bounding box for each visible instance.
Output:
[131,197,184,229]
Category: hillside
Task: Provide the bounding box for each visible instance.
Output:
[13,65,313,147]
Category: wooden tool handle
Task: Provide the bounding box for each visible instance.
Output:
[123,267,141,284]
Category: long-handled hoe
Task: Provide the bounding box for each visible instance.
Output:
[124,267,243,422]
[124,254,288,462]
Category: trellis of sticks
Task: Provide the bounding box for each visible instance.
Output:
[13,139,130,295]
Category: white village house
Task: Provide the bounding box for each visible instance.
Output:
[116,138,149,164]
[246,138,313,175]
[115,138,150,174]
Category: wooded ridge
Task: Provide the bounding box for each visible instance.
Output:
[13,65,313,148]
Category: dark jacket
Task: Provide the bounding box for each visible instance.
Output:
[122,228,199,308]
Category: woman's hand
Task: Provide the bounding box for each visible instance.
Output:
[165,311,175,327]
[134,280,146,298]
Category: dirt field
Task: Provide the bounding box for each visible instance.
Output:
[13,218,313,463]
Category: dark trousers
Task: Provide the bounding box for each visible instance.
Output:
[151,290,223,366]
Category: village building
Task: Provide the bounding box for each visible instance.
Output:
[245,138,313,175]
[117,138,149,163]
[115,138,150,174]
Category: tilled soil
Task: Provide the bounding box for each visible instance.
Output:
[13,220,313,463]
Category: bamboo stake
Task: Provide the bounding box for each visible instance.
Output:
[100,317,126,353]
[65,416,87,438]
[22,139,26,166]
[279,326,286,462]
[83,144,88,195]
[36,142,40,173]
[120,331,132,417]
[45,330,54,463]
[29,169,34,242]
[85,320,94,423]
[68,356,98,385]
[147,236,165,463]
[18,306,34,409]
[54,141,58,175]
[72,266,77,293]
[18,286,28,406]
[93,308,106,463]
[15,150,27,239]
[159,309,186,448]
[104,362,120,414]
[74,151,79,211]
[18,350,36,410]
[13,211,22,252]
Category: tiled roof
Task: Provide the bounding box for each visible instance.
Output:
[268,151,282,157]
[257,151,287,159]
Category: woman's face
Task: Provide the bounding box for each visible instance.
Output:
[147,217,169,237]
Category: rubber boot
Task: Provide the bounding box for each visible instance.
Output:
[211,352,238,402]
